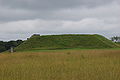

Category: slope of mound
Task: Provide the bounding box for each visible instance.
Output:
[15,34,119,51]
[116,42,120,45]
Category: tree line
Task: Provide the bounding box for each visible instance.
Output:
[0,40,24,53]
[111,36,120,42]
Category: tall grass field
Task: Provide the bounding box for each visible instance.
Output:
[0,49,120,80]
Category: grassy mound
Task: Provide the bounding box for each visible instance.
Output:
[15,34,119,51]
[116,42,120,45]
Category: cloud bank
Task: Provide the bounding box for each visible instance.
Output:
[0,0,119,40]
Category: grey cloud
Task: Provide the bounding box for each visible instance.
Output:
[0,18,119,39]
[0,0,116,10]
[53,2,120,20]
[0,5,54,22]
[0,0,120,40]
[0,1,119,22]
[0,33,31,41]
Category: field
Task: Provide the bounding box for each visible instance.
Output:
[0,49,120,80]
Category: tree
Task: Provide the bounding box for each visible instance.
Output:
[111,36,120,42]
[0,40,24,53]
[16,40,23,45]
[0,41,6,52]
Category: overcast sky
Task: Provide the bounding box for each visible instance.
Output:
[0,0,120,41]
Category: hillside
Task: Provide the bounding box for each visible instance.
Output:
[15,34,119,51]
[116,42,120,45]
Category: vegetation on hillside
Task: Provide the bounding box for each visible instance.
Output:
[116,42,120,45]
[15,34,119,51]
[0,49,120,80]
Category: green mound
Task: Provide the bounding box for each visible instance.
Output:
[116,42,120,45]
[15,34,119,51]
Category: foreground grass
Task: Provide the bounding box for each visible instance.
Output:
[0,49,120,80]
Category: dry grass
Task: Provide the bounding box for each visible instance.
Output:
[0,49,120,80]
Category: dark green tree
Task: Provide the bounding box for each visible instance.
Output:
[0,40,24,53]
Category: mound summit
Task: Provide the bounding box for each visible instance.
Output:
[15,34,119,51]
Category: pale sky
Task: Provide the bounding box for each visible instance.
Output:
[0,0,120,40]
